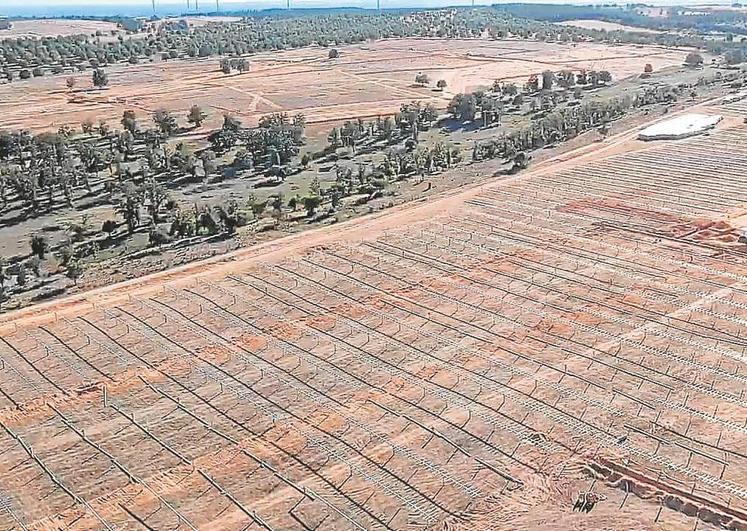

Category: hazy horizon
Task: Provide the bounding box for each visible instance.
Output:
[5,1,457,18]
[1,0,475,18]
[1,0,735,18]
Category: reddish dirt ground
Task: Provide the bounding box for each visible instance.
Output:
[0,38,689,133]
[1,100,747,530]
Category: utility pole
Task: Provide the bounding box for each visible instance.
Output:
[377,0,380,10]
[287,0,290,9]
[215,0,219,13]
[152,0,156,15]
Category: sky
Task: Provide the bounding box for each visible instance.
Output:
[2,0,262,7]
[5,0,248,4]
[1,0,454,11]
[1,0,732,17]
[1,0,374,16]
[1,0,516,16]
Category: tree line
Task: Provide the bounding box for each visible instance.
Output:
[497,2,747,47]
[470,72,736,168]
[0,6,725,82]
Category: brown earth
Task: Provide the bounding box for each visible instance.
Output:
[556,19,664,34]
[0,18,120,39]
[1,94,747,529]
[0,37,690,133]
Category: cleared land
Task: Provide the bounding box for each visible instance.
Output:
[1,103,747,529]
[165,16,244,26]
[0,19,120,39]
[556,19,663,34]
[0,38,689,132]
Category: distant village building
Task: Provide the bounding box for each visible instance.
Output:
[0,17,13,30]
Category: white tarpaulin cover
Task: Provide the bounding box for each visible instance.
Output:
[638,113,722,141]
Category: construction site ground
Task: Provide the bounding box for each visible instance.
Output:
[1,96,747,530]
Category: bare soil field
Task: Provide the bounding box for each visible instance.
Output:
[0,18,120,39]
[0,38,689,132]
[1,103,747,529]
[556,19,664,34]
[165,15,243,26]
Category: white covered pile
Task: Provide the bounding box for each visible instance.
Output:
[638,113,722,141]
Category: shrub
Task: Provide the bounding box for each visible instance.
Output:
[30,235,49,259]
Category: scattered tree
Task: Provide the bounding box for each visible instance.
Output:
[302,195,322,217]
[525,74,540,93]
[447,93,477,122]
[0,258,6,289]
[116,183,142,234]
[598,70,612,85]
[65,260,83,285]
[149,227,171,247]
[92,68,109,89]
[235,58,248,73]
[30,235,49,259]
[512,151,531,172]
[502,82,518,96]
[81,119,94,134]
[685,52,704,67]
[58,241,74,267]
[541,70,555,90]
[310,176,321,196]
[250,200,266,219]
[16,263,27,287]
[121,110,138,133]
[143,179,169,222]
[200,150,218,178]
[187,105,207,128]
[220,58,232,74]
[415,72,430,86]
[153,109,178,136]
[102,219,118,238]
[30,257,43,278]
